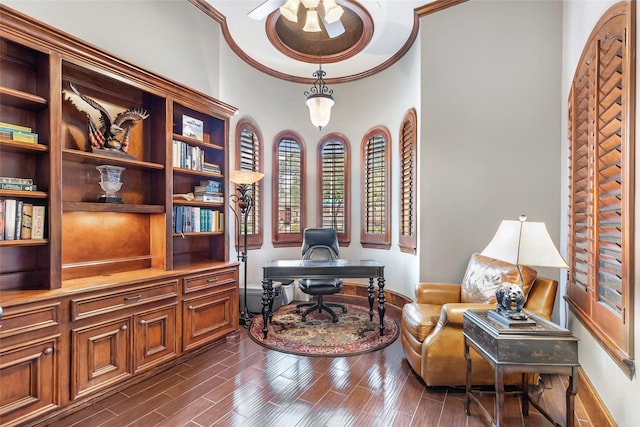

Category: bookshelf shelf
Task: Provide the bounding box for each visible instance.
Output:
[62,148,165,171]
[172,200,225,208]
[0,139,48,153]
[173,231,225,237]
[173,167,223,178]
[0,189,48,198]
[172,133,224,151]
[0,86,48,110]
[62,201,165,213]
[0,238,47,247]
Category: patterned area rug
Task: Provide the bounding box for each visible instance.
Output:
[248,302,399,357]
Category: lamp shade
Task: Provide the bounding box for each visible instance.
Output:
[279,0,300,22]
[481,218,568,268]
[306,94,334,130]
[229,170,264,185]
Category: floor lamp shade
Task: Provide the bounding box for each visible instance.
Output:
[481,218,568,269]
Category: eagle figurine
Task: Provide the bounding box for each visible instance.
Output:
[69,82,149,154]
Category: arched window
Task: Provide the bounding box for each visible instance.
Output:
[360,126,391,249]
[273,131,306,247]
[399,109,417,254]
[234,119,263,249]
[317,133,350,245]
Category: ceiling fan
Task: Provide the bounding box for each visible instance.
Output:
[248,0,346,38]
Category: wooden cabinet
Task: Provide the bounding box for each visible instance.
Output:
[0,6,240,426]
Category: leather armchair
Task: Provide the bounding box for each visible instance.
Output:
[401,253,558,386]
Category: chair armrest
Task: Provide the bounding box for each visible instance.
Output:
[440,303,494,326]
[415,283,461,305]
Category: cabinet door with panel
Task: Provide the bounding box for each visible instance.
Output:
[183,288,237,352]
[0,336,59,427]
[134,304,177,373]
[71,317,131,400]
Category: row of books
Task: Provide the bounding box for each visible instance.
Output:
[172,206,224,234]
[0,176,38,191]
[172,140,221,174]
[0,199,45,240]
[0,121,39,144]
[194,180,223,203]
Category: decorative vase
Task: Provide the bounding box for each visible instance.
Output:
[96,165,125,203]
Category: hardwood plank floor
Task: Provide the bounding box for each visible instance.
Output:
[46,299,595,427]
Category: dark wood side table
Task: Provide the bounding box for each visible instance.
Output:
[463,310,579,427]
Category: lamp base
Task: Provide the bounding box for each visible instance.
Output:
[239,310,254,328]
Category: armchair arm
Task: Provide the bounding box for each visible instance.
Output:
[414,283,461,304]
[440,303,494,326]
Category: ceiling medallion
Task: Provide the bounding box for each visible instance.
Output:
[266,0,373,64]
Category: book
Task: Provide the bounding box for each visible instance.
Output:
[14,200,23,239]
[0,121,32,132]
[0,177,33,185]
[0,199,4,240]
[0,182,37,191]
[4,199,17,240]
[31,205,45,239]
[20,203,32,239]
[0,126,38,143]
[182,115,204,141]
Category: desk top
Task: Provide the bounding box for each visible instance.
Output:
[262,259,384,279]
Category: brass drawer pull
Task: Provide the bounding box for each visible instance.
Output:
[207,277,218,283]
[42,347,53,356]
[124,294,142,302]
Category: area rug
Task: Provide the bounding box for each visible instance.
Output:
[248,302,399,357]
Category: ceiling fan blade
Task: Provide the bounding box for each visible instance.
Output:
[323,18,345,38]
[248,0,282,20]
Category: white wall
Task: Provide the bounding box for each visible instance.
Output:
[561,1,640,426]
[4,0,221,99]
[419,0,564,294]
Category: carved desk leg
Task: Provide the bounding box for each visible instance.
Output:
[367,277,375,320]
[261,278,273,339]
[377,276,386,335]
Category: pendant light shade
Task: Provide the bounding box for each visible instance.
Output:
[304,65,334,130]
[322,0,344,23]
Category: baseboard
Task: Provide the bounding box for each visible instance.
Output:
[577,367,616,426]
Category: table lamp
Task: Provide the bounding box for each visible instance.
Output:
[481,214,568,323]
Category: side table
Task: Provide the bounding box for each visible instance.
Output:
[463,309,579,427]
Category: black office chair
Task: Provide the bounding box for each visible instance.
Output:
[295,228,347,322]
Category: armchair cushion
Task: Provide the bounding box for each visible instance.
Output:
[460,253,537,304]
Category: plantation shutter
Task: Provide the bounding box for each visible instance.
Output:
[273,136,304,246]
[399,111,417,254]
[566,5,634,377]
[361,129,391,249]
[321,140,346,233]
[239,127,260,236]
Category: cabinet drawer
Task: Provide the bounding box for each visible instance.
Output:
[183,268,237,294]
[0,302,60,339]
[183,290,236,352]
[70,279,179,321]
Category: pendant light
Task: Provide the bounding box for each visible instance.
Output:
[304,61,334,130]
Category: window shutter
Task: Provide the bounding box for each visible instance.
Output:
[273,134,305,247]
[320,140,346,232]
[399,109,417,254]
[361,127,391,249]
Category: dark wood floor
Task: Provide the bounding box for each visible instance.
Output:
[47,299,595,427]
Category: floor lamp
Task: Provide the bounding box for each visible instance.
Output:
[229,170,264,327]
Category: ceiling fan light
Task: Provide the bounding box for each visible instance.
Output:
[322,0,344,23]
[279,0,300,22]
[303,9,322,32]
[306,94,334,130]
[300,0,320,8]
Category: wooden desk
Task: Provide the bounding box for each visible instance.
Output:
[463,310,579,427]
[261,259,385,338]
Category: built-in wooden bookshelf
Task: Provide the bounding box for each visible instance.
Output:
[0,6,239,426]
